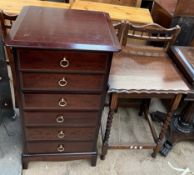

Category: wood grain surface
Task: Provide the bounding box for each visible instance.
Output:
[0,0,70,14]
[109,46,191,94]
[6,6,120,51]
[71,1,153,23]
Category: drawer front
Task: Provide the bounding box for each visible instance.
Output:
[18,49,108,72]
[24,111,99,127]
[26,141,94,153]
[25,127,96,141]
[23,94,102,110]
[21,73,104,91]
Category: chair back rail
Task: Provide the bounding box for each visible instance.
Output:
[122,22,181,51]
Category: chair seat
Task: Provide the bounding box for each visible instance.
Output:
[109,46,191,94]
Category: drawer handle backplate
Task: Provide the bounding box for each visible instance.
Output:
[57,144,65,152]
[58,77,68,87]
[57,130,65,139]
[58,98,67,107]
[60,57,69,68]
[56,115,64,123]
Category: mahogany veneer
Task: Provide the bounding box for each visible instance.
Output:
[5,6,120,168]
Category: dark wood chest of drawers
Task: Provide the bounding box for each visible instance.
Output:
[5,6,120,168]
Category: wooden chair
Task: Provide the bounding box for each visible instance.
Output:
[0,11,18,107]
[101,22,191,159]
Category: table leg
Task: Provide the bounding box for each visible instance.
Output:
[160,101,194,156]
[101,93,118,160]
[152,94,182,158]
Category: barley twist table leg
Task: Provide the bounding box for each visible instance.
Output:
[101,93,118,160]
[152,94,182,158]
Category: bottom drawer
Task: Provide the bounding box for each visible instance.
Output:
[26,141,94,154]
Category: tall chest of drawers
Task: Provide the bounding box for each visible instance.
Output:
[5,6,120,168]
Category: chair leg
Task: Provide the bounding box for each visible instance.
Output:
[152,94,182,158]
[101,93,118,160]
[139,99,151,116]
[138,100,144,116]
[6,47,19,108]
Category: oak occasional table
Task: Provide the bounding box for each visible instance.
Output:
[101,45,191,160]
[5,6,120,169]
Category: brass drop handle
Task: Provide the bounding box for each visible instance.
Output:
[58,98,67,107]
[56,115,64,123]
[57,130,65,139]
[57,144,65,152]
[60,57,69,68]
[58,77,68,87]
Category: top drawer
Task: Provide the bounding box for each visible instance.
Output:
[18,49,108,72]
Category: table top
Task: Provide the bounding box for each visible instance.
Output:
[108,46,190,94]
[5,6,121,52]
[71,1,153,24]
[171,46,194,87]
[0,0,70,14]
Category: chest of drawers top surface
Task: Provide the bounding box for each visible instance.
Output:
[5,6,121,52]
